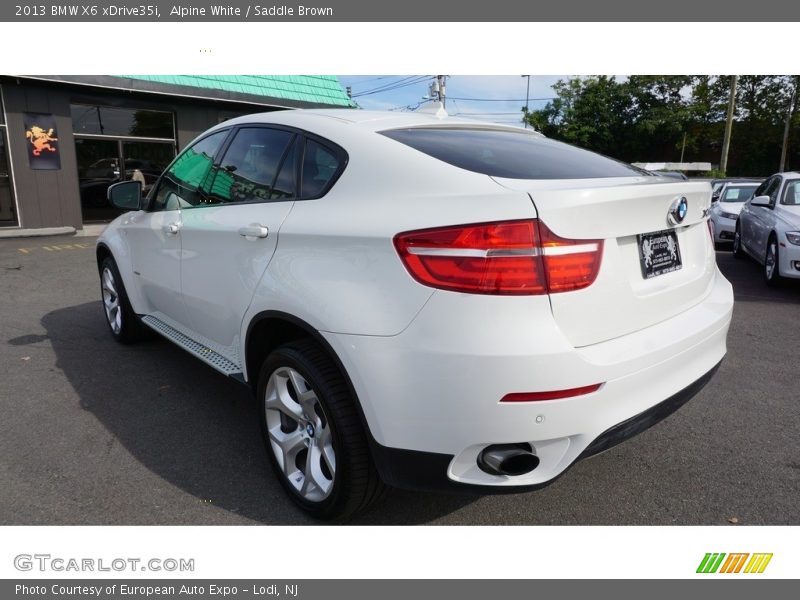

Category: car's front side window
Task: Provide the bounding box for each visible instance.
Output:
[753,178,773,199]
[753,176,780,207]
[768,177,783,206]
[151,130,229,211]
[204,127,296,205]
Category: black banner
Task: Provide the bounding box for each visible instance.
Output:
[1,579,796,600]
[3,1,800,22]
[23,113,61,170]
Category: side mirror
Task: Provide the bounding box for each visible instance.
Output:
[750,195,772,208]
[107,180,142,210]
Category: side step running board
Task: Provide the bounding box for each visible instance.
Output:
[141,315,243,378]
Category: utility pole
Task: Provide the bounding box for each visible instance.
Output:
[431,75,447,108]
[720,75,738,176]
[424,76,448,117]
[779,81,796,172]
[680,131,687,163]
[522,75,531,128]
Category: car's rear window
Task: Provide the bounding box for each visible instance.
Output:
[380,127,646,180]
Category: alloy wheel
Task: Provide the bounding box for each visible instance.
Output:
[264,366,336,502]
[765,242,777,280]
[101,267,122,334]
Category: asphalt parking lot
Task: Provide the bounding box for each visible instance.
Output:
[0,234,798,525]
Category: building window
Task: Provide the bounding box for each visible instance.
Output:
[0,88,18,225]
[71,104,174,139]
[72,103,176,222]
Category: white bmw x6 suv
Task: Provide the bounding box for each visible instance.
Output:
[97,109,734,519]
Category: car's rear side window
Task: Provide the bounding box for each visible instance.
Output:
[380,127,645,179]
[301,139,341,198]
[209,127,296,204]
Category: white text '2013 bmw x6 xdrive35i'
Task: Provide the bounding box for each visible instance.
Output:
[97,109,734,519]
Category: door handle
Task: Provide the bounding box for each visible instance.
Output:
[238,224,269,239]
[164,222,180,235]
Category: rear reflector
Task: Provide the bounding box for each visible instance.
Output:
[501,383,604,402]
[394,219,602,295]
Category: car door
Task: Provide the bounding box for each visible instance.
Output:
[123,129,229,326]
[748,176,781,259]
[177,126,300,363]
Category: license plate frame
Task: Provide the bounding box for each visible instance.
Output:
[637,229,683,279]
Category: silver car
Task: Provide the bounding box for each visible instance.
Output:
[709,182,759,244]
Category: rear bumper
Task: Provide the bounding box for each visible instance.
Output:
[371,360,721,493]
[324,266,733,490]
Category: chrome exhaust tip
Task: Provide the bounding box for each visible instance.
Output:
[477,443,539,476]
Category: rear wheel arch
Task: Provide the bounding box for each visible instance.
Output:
[245,312,365,419]
[244,311,387,485]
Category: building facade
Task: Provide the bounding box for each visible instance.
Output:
[0,75,353,231]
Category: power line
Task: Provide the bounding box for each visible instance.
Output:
[451,111,525,116]
[347,75,397,88]
[352,76,432,98]
[352,75,421,96]
[388,100,427,112]
[447,96,556,102]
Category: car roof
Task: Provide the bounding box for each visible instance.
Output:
[212,108,540,136]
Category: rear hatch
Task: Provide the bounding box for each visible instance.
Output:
[494,177,716,347]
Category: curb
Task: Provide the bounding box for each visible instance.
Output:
[0,224,106,239]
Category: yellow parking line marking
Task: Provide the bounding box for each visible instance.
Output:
[17,242,92,254]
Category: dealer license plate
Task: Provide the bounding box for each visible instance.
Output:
[637,229,682,279]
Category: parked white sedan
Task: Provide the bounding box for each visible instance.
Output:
[735,172,800,284]
[96,109,733,519]
[709,182,759,244]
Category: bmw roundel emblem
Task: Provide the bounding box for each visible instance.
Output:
[668,197,689,226]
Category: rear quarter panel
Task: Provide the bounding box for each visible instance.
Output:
[242,129,539,340]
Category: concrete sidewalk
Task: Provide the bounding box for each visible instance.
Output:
[0,223,106,239]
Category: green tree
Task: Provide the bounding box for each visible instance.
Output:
[527,74,798,176]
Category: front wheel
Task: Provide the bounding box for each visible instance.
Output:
[764,236,783,287]
[732,223,745,259]
[100,256,147,343]
[257,340,385,520]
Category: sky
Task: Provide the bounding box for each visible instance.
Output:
[337,75,566,126]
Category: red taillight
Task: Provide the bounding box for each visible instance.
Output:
[501,383,603,402]
[393,219,602,296]
[537,221,603,293]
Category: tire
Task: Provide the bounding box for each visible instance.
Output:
[257,340,386,520]
[764,234,783,287]
[100,256,147,343]
[732,223,745,259]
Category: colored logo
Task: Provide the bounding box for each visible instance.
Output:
[668,197,689,225]
[696,553,773,574]
[25,125,58,156]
